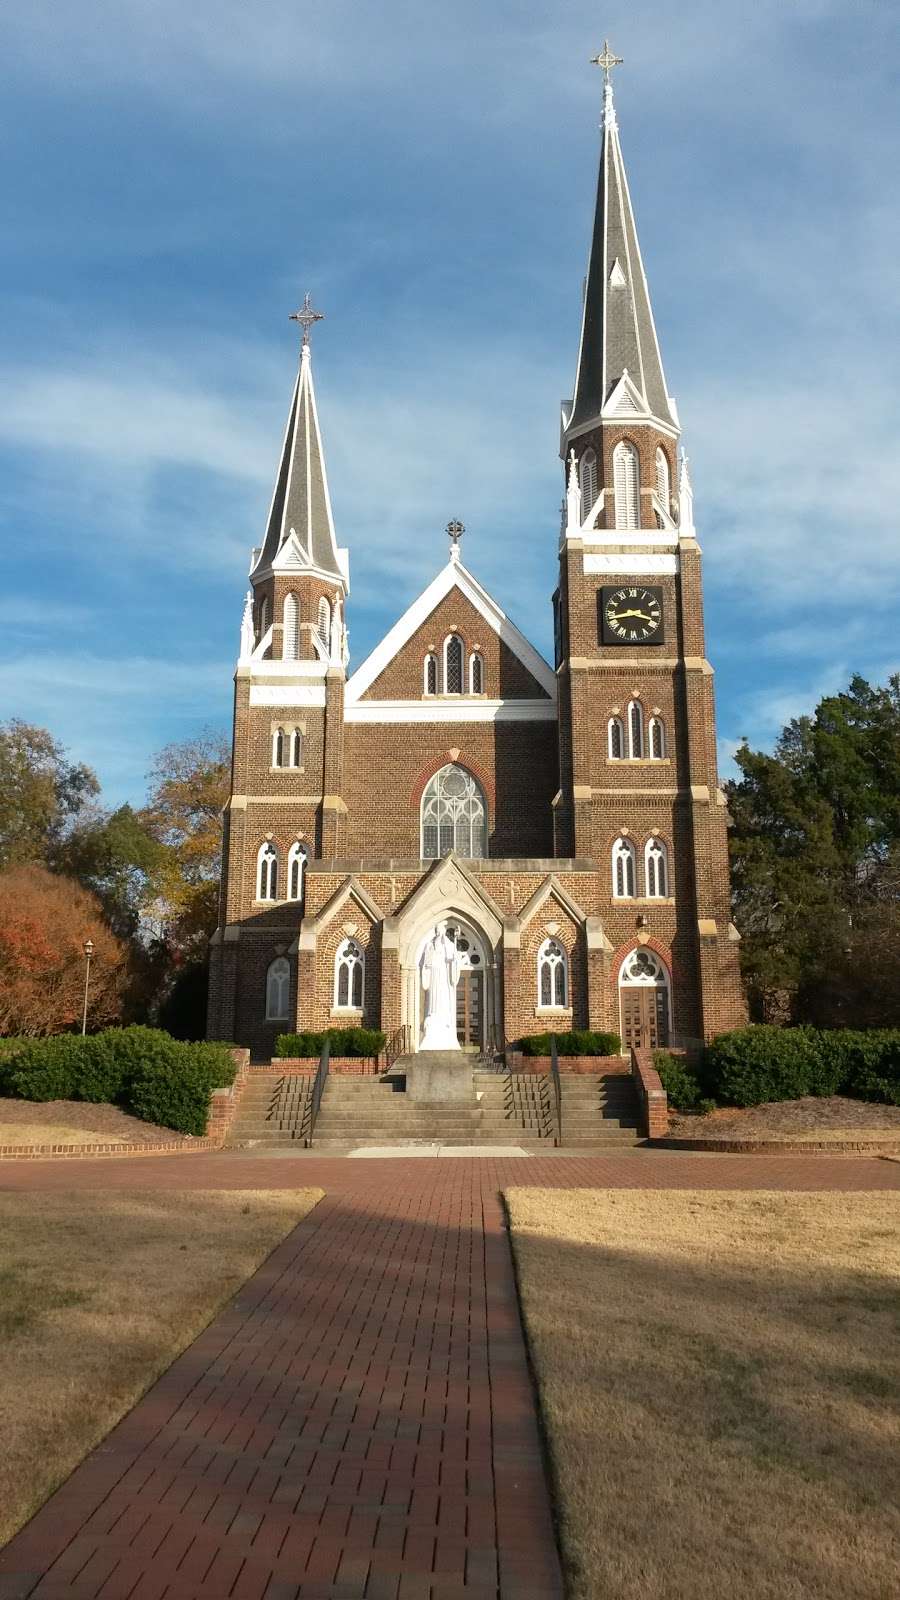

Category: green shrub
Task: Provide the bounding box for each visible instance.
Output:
[824,1030,900,1107]
[653,1050,704,1111]
[125,1041,235,1136]
[705,1024,900,1108]
[7,1035,86,1101]
[519,1030,621,1057]
[704,1026,821,1107]
[275,1027,386,1059]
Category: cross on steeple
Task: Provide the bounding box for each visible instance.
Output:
[289,292,325,349]
[589,38,623,86]
[446,519,465,562]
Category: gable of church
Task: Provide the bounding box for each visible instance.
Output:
[358,588,551,702]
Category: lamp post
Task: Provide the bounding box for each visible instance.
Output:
[81,939,94,1036]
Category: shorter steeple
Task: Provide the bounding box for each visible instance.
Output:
[253,298,348,589]
[563,47,677,444]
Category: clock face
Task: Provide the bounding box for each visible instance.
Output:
[600,585,665,646]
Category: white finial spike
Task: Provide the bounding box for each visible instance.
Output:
[678,449,695,537]
[239,590,254,660]
[590,40,622,130]
[566,448,581,536]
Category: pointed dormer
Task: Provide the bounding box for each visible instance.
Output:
[562,53,678,482]
[252,303,349,593]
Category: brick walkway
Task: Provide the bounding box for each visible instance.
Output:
[1,1150,897,1600]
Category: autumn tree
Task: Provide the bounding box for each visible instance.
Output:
[0,866,128,1037]
[0,721,98,870]
[139,732,230,961]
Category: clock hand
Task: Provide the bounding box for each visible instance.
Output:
[613,609,654,623]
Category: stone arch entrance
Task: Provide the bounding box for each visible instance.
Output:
[618,947,671,1050]
[393,857,505,1054]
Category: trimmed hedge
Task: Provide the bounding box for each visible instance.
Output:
[1,1027,237,1136]
[519,1030,621,1057]
[275,1028,386,1059]
[704,1025,900,1108]
[653,1051,704,1112]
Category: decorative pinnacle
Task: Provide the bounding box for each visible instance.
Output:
[446,519,465,560]
[289,291,325,350]
[590,38,622,130]
[590,38,623,86]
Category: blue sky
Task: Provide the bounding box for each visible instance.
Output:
[2,0,898,805]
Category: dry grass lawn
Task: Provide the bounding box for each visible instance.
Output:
[507,1188,900,1600]
[0,1123,129,1145]
[0,1188,321,1547]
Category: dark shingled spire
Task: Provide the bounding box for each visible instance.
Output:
[565,78,676,439]
[255,340,346,584]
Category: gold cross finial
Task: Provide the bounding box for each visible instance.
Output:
[590,39,623,86]
[289,291,325,349]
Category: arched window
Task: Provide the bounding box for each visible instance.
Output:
[258,594,270,642]
[469,652,484,695]
[608,717,625,760]
[655,447,670,527]
[265,956,290,1021]
[272,726,285,768]
[290,726,303,768]
[421,764,487,859]
[628,700,644,759]
[644,838,669,898]
[537,939,568,1009]
[444,634,464,694]
[648,716,666,760]
[283,593,300,659]
[613,440,640,528]
[318,597,331,650]
[334,938,364,1010]
[424,653,437,695]
[256,842,278,901]
[287,842,307,903]
[612,837,636,899]
[579,449,598,523]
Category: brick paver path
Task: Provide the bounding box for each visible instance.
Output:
[2,1150,897,1600]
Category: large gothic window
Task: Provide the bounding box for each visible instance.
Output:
[421,764,487,859]
[256,842,279,901]
[538,939,568,1009]
[265,957,290,1021]
[334,939,364,1010]
[644,838,669,898]
[444,634,464,694]
[283,593,300,659]
[613,440,640,528]
[612,837,636,899]
[579,449,598,523]
[655,447,671,526]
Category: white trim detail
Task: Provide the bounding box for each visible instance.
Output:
[345,557,556,703]
[580,530,678,548]
[249,686,328,707]
[584,553,678,575]
[344,699,556,724]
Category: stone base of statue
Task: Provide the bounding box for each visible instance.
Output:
[419,1013,461,1051]
[406,1053,475,1104]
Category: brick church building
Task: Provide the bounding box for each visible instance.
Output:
[207,65,745,1059]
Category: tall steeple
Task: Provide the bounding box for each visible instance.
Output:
[252,296,348,589]
[563,46,677,445]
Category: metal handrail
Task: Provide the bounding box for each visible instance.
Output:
[383,1024,412,1071]
[478,1022,507,1068]
[305,1035,331,1147]
[550,1033,562,1146]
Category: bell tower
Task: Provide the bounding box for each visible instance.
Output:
[553,45,745,1044]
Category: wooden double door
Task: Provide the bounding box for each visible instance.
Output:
[456,971,483,1049]
[620,986,670,1051]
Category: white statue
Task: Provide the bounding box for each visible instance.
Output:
[420,922,461,1051]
